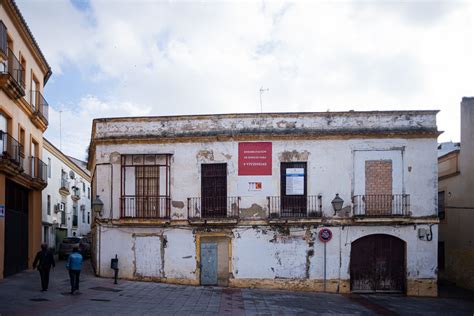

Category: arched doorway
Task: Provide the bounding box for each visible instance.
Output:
[350,234,405,293]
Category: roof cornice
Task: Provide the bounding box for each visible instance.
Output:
[44,138,91,181]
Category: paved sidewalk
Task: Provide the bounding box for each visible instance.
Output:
[0,260,473,315]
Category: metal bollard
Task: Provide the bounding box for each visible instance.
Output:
[110,254,119,285]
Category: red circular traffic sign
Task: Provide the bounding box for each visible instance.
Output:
[318,228,332,242]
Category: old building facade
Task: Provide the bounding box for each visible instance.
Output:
[0,0,50,278]
[42,139,91,252]
[438,97,474,290]
[89,110,439,296]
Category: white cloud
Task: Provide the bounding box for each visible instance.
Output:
[18,0,474,159]
[45,95,151,160]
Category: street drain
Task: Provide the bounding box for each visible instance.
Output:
[90,286,122,292]
[30,298,49,302]
[90,299,111,302]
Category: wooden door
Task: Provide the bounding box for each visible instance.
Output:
[4,179,29,277]
[201,164,227,218]
[350,234,405,293]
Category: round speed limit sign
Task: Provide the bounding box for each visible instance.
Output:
[318,228,332,243]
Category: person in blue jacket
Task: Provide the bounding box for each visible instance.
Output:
[66,247,83,294]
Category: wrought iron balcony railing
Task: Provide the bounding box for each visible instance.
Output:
[30,156,47,182]
[0,131,22,167]
[188,196,240,219]
[267,195,322,218]
[30,90,49,124]
[353,194,410,216]
[60,178,69,190]
[5,48,25,89]
[120,196,170,219]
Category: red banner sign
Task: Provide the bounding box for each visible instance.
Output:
[238,142,272,175]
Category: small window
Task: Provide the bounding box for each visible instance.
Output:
[30,76,39,108]
[72,206,78,227]
[19,55,26,87]
[18,127,25,156]
[438,241,445,270]
[43,226,49,244]
[82,182,85,192]
[47,157,51,178]
[87,212,90,224]
[60,203,66,225]
[88,187,90,199]
[438,191,445,220]
[47,195,51,215]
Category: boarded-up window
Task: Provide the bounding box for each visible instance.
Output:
[134,236,162,277]
[365,160,392,215]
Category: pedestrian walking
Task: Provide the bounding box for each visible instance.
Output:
[32,243,55,292]
[66,247,83,294]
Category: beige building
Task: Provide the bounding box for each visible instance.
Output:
[0,0,51,278]
[438,97,474,290]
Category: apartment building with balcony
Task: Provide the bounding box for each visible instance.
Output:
[88,110,440,296]
[0,0,51,278]
[42,139,91,252]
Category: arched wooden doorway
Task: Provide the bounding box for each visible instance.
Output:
[350,234,405,293]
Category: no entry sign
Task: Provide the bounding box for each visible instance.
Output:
[318,228,332,243]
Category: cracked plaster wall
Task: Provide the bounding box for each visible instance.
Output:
[97,224,437,283]
[94,138,437,219]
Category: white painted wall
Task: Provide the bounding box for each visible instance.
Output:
[96,225,437,282]
[97,227,197,279]
[94,138,437,219]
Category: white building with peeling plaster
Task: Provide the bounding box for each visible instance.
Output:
[88,110,440,296]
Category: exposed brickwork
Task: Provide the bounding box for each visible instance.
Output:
[365,160,393,215]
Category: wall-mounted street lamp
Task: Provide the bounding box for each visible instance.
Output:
[92,195,104,217]
[331,193,344,216]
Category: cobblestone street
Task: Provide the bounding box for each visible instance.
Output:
[0,260,473,315]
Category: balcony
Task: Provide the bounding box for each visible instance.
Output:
[188,196,240,224]
[71,186,81,201]
[0,48,25,99]
[353,194,410,217]
[0,131,23,172]
[0,21,7,60]
[30,90,49,125]
[59,178,70,196]
[30,156,47,184]
[120,196,170,219]
[267,195,322,220]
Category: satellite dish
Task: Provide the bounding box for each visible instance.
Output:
[69,171,75,179]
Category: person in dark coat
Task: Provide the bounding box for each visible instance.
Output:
[33,243,55,291]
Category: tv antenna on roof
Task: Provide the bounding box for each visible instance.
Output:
[259,87,269,113]
[59,110,62,151]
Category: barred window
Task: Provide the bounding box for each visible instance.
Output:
[121,154,171,218]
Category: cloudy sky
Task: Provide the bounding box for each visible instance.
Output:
[17,0,474,160]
